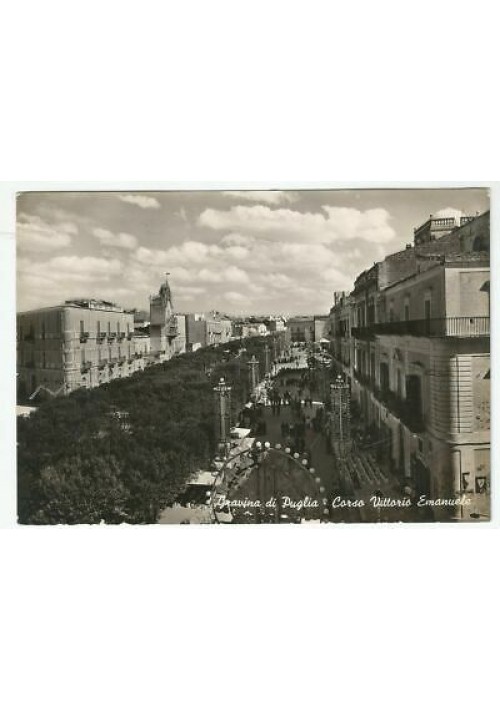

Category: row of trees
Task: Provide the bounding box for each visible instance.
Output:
[18,336,275,524]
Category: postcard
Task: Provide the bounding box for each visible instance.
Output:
[16,188,491,523]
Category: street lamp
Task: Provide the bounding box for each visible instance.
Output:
[248,355,259,396]
[264,343,271,377]
[213,377,232,456]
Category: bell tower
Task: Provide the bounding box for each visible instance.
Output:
[149,273,177,361]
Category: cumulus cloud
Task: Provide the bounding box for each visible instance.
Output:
[135,241,222,268]
[199,205,395,245]
[220,233,255,247]
[93,227,138,250]
[48,255,123,279]
[17,213,77,253]
[224,291,248,304]
[223,191,298,205]
[117,194,161,209]
[434,207,464,222]
[17,255,124,310]
[176,286,207,297]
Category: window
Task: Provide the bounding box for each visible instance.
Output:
[404,303,410,321]
[380,362,390,394]
[406,375,423,421]
[97,320,101,336]
[80,320,85,334]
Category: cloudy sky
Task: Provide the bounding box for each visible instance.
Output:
[17,188,489,315]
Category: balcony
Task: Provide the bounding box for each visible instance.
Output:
[80,361,92,373]
[127,333,133,341]
[118,356,127,365]
[354,370,375,390]
[96,333,106,344]
[372,387,425,433]
[108,332,117,341]
[117,332,126,341]
[79,331,90,343]
[352,316,489,339]
[98,361,107,370]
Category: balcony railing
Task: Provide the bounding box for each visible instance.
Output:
[108,332,117,341]
[79,332,90,343]
[374,387,425,433]
[117,332,126,341]
[80,361,92,373]
[97,333,106,343]
[355,370,376,390]
[352,316,489,339]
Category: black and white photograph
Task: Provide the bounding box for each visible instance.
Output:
[16,188,491,524]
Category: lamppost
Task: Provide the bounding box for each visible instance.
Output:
[264,343,271,377]
[213,377,232,456]
[330,375,352,494]
[248,355,259,397]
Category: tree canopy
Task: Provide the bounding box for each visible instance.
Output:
[17,337,274,524]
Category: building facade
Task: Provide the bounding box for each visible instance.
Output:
[149,276,178,362]
[205,312,233,346]
[328,211,490,520]
[17,299,147,400]
[287,317,315,343]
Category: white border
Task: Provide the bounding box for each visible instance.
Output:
[1,181,497,528]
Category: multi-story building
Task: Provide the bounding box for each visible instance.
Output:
[185,312,233,350]
[264,317,286,333]
[287,316,315,343]
[17,298,146,400]
[173,314,187,355]
[17,275,182,401]
[328,211,490,520]
[185,313,207,351]
[288,316,329,344]
[205,312,233,346]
